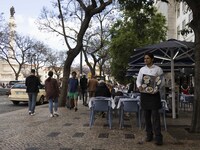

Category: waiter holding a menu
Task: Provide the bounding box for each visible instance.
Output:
[136,52,164,146]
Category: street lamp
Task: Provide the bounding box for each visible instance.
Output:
[80,49,83,75]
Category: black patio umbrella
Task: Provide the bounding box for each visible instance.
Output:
[128,39,195,118]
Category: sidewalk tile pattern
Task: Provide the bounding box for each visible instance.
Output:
[0,100,200,150]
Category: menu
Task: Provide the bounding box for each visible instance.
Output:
[140,74,162,94]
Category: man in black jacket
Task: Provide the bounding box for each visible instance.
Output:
[80,74,88,106]
[25,69,41,116]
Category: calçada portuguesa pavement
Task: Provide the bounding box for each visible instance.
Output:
[0,100,199,150]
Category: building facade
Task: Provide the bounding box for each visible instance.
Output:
[154,0,194,41]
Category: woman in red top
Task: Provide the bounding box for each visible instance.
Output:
[181,82,190,95]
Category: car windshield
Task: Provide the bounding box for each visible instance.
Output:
[12,83,26,89]
[9,80,22,86]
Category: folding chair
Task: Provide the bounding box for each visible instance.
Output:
[119,100,141,129]
[159,100,167,131]
[89,98,112,129]
[179,94,194,111]
[132,92,141,99]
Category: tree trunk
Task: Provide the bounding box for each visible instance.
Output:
[190,4,200,132]
[58,54,74,107]
[57,0,113,107]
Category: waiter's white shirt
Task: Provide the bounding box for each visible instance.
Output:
[136,64,163,88]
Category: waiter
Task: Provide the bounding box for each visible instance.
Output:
[136,52,164,146]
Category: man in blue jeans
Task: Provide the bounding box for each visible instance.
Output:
[25,69,41,116]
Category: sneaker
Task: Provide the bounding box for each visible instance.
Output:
[50,114,54,117]
[28,111,31,115]
[54,112,59,116]
[75,108,78,112]
[31,113,35,116]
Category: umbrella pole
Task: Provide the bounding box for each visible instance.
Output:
[171,51,176,119]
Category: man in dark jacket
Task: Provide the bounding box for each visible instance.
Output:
[25,69,41,116]
[80,74,88,106]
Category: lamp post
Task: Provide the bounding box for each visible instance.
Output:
[80,49,83,75]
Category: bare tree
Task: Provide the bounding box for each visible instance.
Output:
[46,50,66,80]
[0,27,34,80]
[37,0,113,106]
[29,41,49,76]
[82,8,114,76]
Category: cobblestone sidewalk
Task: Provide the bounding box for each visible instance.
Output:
[0,102,199,150]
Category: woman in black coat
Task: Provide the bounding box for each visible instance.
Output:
[95,80,111,97]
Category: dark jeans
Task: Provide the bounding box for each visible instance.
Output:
[81,89,87,104]
[28,93,37,113]
[144,109,162,141]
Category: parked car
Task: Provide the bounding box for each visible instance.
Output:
[8,80,23,87]
[0,88,10,95]
[8,82,46,105]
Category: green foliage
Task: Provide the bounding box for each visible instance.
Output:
[109,5,167,84]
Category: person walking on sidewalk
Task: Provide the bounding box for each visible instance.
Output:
[45,71,60,117]
[80,74,88,106]
[136,52,164,145]
[25,69,41,116]
[68,71,79,111]
[87,75,98,98]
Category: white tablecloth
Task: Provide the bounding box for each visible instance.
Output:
[116,98,140,109]
[88,97,116,109]
[180,94,194,102]
[116,97,168,111]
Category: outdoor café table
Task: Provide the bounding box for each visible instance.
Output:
[114,95,130,105]
[116,98,140,109]
[88,97,116,109]
[116,98,168,110]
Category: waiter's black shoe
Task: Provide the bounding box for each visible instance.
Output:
[155,135,163,145]
[155,139,163,145]
[145,136,153,142]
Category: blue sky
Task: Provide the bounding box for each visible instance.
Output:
[0,1,86,65]
[1,0,52,33]
[0,0,66,50]
[1,0,52,18]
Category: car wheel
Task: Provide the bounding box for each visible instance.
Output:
[39,96,45,105]
[12,101,19,105]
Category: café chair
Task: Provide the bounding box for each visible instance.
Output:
[159,100,167,131]
[89,98,112,129]
[119,100,141,129]
[179,94,194,111]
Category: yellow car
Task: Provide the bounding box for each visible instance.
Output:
[8,82,46,105]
